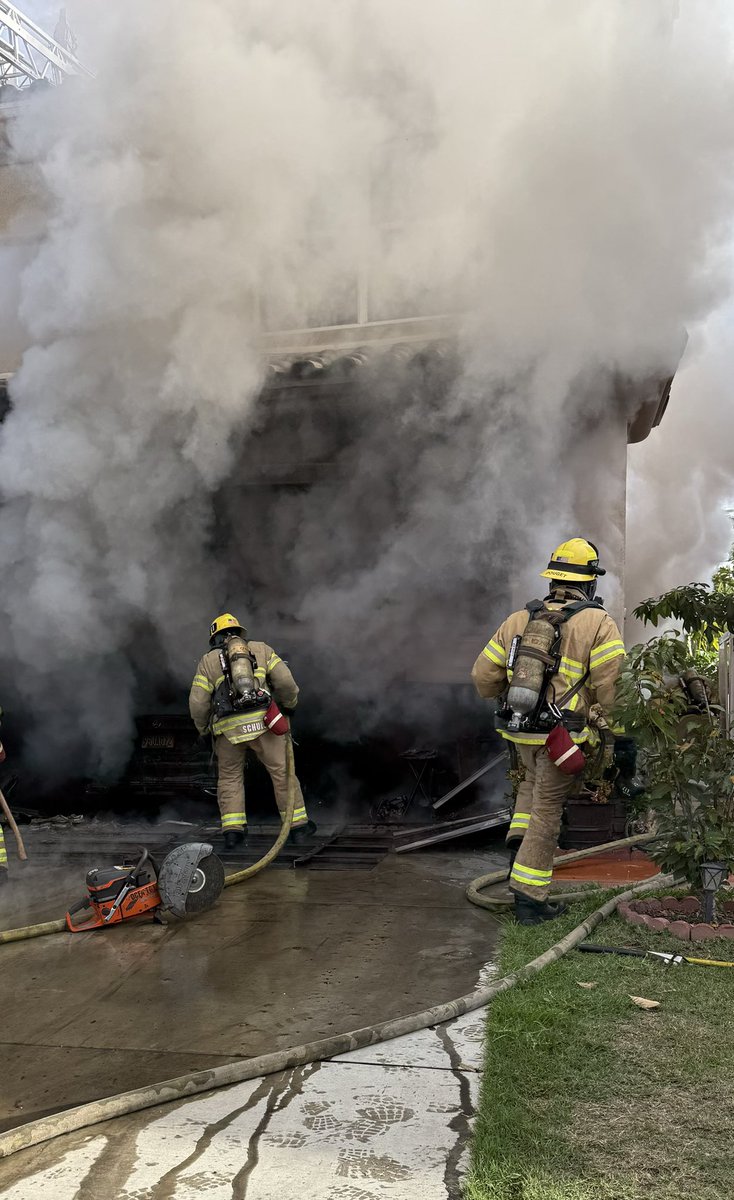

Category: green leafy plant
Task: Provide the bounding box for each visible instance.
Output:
[613,633,734,887]
[633,542,734,672]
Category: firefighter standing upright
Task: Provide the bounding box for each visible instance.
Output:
[471,539,626,925]
[189,614,311,848]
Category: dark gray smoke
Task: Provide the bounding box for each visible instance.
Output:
[1,0,733,776]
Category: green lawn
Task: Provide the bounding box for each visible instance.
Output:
[465,894,734,1200]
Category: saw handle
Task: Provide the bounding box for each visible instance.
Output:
[577,943,647,958]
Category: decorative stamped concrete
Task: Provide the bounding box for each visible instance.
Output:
[0,1006,489,1200]
[618,895,734,942]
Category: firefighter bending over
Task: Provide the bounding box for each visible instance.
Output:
[471,539,625,926]
[189,614,311,849]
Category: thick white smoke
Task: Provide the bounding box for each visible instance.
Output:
[627,309,734,620]
[1,0,734,775]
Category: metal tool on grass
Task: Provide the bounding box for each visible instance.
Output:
[0,785,27,862]
[578,942,734,969]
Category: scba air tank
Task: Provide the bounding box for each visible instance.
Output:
[226,636,257,698]
[506,615,558,717]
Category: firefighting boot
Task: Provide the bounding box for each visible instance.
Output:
[512,893,568,926]
[289,820,317,847]
[223,828,247,852]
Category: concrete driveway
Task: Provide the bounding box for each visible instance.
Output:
[0,833,504,1140]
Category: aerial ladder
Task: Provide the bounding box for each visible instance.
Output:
[0,2,91,90]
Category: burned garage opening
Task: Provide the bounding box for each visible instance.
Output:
[0,322,678,837]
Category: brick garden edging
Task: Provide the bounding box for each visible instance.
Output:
[618,896,734,942]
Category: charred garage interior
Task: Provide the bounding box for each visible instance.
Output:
[0,329,676,849]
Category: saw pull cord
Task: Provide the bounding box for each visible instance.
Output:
[223,733,296,886]
[0,735,297,944]
[466,832,660,911]
[0,872,674,1160]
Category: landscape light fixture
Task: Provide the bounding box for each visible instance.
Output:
[701,861,728,923]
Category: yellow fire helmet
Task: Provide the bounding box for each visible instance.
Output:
[540,538,606,583]
[209,613,245,645]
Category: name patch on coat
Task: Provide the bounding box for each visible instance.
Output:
[240,720,265,735]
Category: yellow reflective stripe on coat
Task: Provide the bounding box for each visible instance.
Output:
[267,653,282,671]
[499,728,588,746]
[511,863,552,887]
[254,667,267,681]
[481,639,506,667]
[214,674,225,687]
[589,640,625,668]
[560,656,584,677]
[193,674,214,694]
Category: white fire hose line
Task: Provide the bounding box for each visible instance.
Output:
[0,871,671,1159]
[466,832,659,910]
[0,1013,488,1200]
[0,757,667,1163]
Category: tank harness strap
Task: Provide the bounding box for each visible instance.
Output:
[516,646,559,669]
[556,667,590,709]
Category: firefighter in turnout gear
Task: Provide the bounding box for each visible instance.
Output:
[189,615,311,849]
[471,539,626,925]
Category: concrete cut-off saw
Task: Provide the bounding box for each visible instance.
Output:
[65,843,225,932]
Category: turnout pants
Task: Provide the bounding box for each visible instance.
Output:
[506,744,579,902]
[214,732,308,831]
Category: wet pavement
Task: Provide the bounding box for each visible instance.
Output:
[0,831,505,1140]
[0,1005,490,1199]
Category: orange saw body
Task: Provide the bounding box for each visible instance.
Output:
[65,845,224,932]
